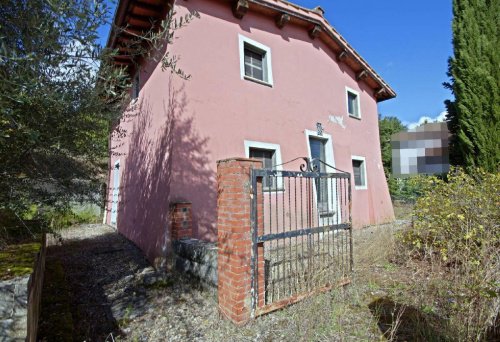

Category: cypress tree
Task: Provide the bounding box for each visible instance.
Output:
[444,0,500,172]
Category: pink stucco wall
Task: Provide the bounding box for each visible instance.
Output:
[106,0,395,264]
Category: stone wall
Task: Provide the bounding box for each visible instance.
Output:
[0,234,46,341]
[27,233,46,341]
[173,239,217,286]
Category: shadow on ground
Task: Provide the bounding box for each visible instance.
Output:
[37,225,209,341]
[368,296,451,342]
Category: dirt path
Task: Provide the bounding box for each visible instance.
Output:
[38,222,411,341]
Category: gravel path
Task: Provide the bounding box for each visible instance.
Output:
[39,224,165,341]
[38,222,407,341]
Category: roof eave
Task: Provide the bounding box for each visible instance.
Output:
[107,0,396,101]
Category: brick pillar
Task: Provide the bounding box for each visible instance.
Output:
[170,201,193,240]
[217,158,262,324]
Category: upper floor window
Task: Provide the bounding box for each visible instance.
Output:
[244,47,265,81]
[346,87,361,119]
[239,35,273,87]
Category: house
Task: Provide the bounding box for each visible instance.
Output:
[391,122,450,176]
[105,0,396,265]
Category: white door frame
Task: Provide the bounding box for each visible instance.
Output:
[110,160,121,226]
[304,130,342,227]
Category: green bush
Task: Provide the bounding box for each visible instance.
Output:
[388,175,432,203]
[398,168,499,340]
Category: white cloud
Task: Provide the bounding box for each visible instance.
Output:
[406,111,447,130]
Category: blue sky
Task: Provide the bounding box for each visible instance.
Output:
[99,0,454,127]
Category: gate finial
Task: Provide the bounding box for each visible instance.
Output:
[300,157,319,172]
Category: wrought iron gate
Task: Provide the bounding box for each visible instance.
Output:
[250,158,353,315]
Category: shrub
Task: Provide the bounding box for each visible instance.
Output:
[398,167,500,340]
[388,175,432,203]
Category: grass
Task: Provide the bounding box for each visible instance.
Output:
[249,218,457,341]
[0,241,41,280]
[49,207,101,230]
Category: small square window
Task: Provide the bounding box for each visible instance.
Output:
[249,148,277,191]
[346,88,361,118]
[352,157,367,189]
[239,35,273,86]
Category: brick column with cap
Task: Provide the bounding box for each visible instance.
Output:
[216,158,263,324]
[170,201,193,240]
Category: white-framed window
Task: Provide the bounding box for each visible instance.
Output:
[239,35,274,87]
[351,155,368,190]
[131,71,140,100]
[244,140,282,191]
[346,87,361,119]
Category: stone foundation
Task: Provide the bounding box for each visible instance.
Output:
[173,239,218,287]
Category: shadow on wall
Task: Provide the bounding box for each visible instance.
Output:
[117,79,216,266]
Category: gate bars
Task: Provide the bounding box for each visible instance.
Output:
[250,158,353,316]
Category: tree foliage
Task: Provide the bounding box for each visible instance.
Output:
[378,115,406,176]
[0,0,129,221]
[444,0,500,172]
[0,0,199,232]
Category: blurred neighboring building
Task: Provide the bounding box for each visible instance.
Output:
[391,122,451,176]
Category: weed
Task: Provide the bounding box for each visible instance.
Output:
[145,278,175,290]
[118,304,134,329]
[421,304,436,315]
[383,262,397,271]
[368,280,380,291]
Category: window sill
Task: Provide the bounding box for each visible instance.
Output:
[349,114,361,120]
[354,185,367,190]
[244,75,273,87]
[319,211,336,218]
